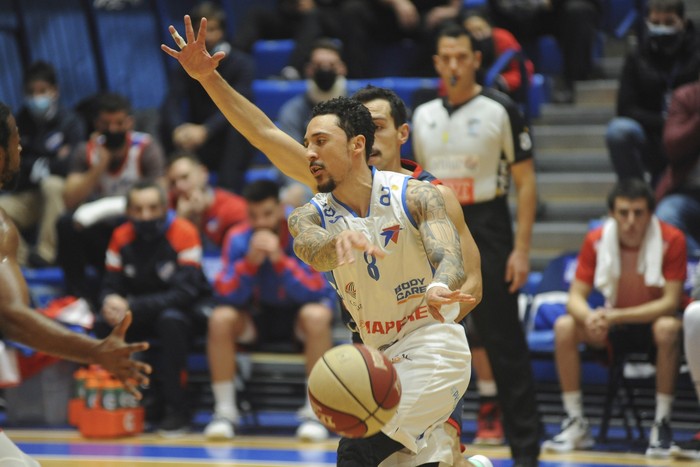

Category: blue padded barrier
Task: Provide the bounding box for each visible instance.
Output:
[88,1,169,110]
[17,0,101,109]
[0,1,24,112]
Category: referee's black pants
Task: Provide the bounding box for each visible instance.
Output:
[463,198,542,460]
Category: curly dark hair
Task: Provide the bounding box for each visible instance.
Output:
[352,85,409,127]
[311,97,374,160]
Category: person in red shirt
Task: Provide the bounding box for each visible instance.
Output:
[167,152,247,251]
[543,179,686,457]
[460,8,534,104]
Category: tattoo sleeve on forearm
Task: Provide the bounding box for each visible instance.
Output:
[288,204,339,271]
[406,181,466,289]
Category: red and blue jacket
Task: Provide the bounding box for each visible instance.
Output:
[214,218,336,308]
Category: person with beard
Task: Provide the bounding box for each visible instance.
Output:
[57,92,165,307]
[160,1,255,193]
[0,100,151,466]
[162,18,491,466]
[96,180,211,436]
[203,180,336,442]
[606,0,700,188]
[460,8,534,105]
[0,61,85,267]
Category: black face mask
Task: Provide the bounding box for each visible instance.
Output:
[132,217,167,242]
[104,130,127,149]
[313,68,337,92]
[645,24,685,57]
[473,37,496,69]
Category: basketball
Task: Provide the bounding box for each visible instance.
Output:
[307,343,401,438]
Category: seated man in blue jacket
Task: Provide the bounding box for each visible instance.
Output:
[97,180,212,436]
[204,179,337,442]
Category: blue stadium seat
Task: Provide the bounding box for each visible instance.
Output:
[87,1,169,110]
[252,39,294,79]
[17,0,101,109]
[0,0,23,112]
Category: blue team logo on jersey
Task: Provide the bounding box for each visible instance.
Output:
[380,225,401,247]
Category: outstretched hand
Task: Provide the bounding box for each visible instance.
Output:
[161,15,225,81]
[334,231,386,267]
[425,285,476,323]
[92,311,151,399]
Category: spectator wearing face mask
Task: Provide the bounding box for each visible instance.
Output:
[605,0,700,188]
[0,61,85,267]
[276,38,347,207]
[56,92,166,308]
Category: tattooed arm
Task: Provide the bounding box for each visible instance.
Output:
[288,203,385,271]
[406,179,466,290]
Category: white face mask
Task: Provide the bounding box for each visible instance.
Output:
[646,21,680,36]
[25,94,57,121]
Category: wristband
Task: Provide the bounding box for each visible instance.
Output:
[426,282,450,294]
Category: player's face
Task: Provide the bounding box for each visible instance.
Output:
[611,197,652,248]
[1,114,21,185]
[127,188,167,221]
[364,99,406,172]
[304,114,353,193]
[168,158,207,198]
[434,35,481,89]
[248,197,282,233]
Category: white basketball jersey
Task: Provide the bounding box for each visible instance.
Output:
[310,169,458,349]
[87,132,150,197]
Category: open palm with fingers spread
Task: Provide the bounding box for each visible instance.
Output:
[161,16,224,81]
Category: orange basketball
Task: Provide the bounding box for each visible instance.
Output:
[307,343,401,438]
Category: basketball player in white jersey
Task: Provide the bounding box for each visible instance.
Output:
[162,17,493,466]
[0,101,151,466]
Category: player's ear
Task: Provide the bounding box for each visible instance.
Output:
[398,123,410,145]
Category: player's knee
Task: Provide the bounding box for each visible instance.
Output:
[652,316,682,348]
[208,305,240,333]
[299,303,333,330]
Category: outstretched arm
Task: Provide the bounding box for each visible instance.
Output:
[161,16,314,189]
[406,180,475,321]
[288,203,385,271]
[0,211,151,397]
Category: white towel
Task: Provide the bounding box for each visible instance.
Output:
[594,216,665,305]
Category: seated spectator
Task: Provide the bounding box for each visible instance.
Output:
[674,267,700,460]
[655,76,700,256]
[606,0,700,187]
[460,8,534,104]
[166,152,247,251]
[57,92,165,307]
[0,61,85,267]
[96,181,212,436]
[542,179,686,458]
[160,1,254,193]
[488,0,602,104]
[203,180,336,442]
[277,38,347,207]
[277,38,348,143]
